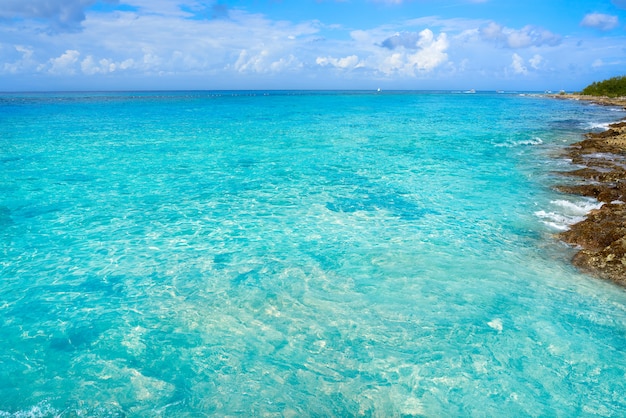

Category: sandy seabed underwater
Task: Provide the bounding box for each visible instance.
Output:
[1,91,626,416]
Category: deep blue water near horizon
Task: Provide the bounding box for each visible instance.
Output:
[1,90,626,416]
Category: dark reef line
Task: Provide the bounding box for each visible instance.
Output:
[550,94,626,287]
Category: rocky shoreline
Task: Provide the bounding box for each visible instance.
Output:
[549,94,626,286]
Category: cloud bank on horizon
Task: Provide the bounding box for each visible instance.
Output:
[0,0,625,91]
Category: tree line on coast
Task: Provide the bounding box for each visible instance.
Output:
[581,75,626,98]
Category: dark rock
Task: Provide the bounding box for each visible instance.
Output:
[556,115,626,286]
[559,204,626,251]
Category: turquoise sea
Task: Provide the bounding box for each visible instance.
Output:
[1,91,626,416]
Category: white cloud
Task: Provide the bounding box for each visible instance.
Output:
[316,55,362,69]
[0,4,623,91]
[77,7,319,76]
[590,58,623,68]
[510,53,527,75]
[528,54,543,70]
[269,55,302,72]
[81,55,135,75]
[47,50,81,74]
[580,13,619,31]
[371,29,449,76]
[234,49,302,73]
[409,29,449,71]
[480,22,561,48]
[138,50,161,71]
[507,30,532,49]
[81,55,102,75]
[2,46,35,74]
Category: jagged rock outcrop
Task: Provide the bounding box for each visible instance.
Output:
[554,96,626,286]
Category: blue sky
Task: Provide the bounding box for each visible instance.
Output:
[0,0,625,91]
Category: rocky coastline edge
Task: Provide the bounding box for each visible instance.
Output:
[549,94,626,287]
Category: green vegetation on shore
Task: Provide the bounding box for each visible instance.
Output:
[581,75,626,98]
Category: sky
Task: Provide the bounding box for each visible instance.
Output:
[0,0,625,91]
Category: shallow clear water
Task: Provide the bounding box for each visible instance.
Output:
[1,91,625,416]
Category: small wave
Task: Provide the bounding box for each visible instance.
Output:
[0,402,59,418]
[551,199,603,215]
[582,121,611,131]
[495,137,543,148]
[535,198,602,231]
[534,210,585,231]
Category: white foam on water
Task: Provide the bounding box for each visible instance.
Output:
[535,198,603,231]
[0,402,58,418]
[487,318,503,332]
[534,210,583,231]
[552,199,603,215]
[495,136,543,148]
[582,121,611,130]
[519,137,544,146]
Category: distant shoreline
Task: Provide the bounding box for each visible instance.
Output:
[548,93,626,108]
[549,94,626,287]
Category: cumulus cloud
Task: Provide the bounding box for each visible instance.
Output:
[2,46,35,74]
[48,6,318,77]
[377,29,449,75]
[318,28,449,77]
[0,3,619,90]
[0,0,118,32]
[480,22,561,48]
[580,13,619,31]
[528,54,543,70]
[47,50,81,74]
[316,55,362,69]
[411,29,449,70]
[81,55,135,75]
[234,49,302,73]
[510,53,527,75]
[509,53,544,75]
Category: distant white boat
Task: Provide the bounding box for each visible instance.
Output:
[377,88,381,92]
[464,89,476,94]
